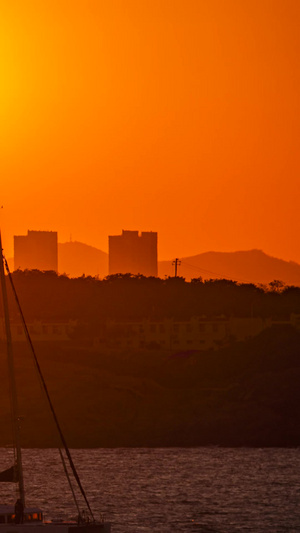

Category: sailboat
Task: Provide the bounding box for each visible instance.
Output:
[0,233,111,533]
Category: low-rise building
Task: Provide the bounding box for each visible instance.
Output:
[98,316,274,350]
[0,320,76,342]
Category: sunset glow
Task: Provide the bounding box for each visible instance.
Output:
[1,0,299,263]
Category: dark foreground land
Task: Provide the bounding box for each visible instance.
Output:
[1,324,300,447]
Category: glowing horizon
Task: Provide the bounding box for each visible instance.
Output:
[1,1,299,263]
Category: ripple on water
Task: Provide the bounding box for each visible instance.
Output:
[0,448,300,532]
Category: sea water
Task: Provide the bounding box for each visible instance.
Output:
[0,448,300,532]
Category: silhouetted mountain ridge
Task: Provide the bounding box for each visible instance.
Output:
[57,242,300,285]
[158,249,300,285]
[58,241,108,278]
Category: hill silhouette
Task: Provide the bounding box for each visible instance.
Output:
[58,241,108,278]
[159,249,300,285]
[58,243,300,285]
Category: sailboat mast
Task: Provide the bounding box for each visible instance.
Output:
[0,233,25,507]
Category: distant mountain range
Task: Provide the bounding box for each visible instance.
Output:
[158,249,300,286]
[55,242,300,286]
[58,241,108,278]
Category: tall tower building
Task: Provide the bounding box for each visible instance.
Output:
[109,230,157,276]
[14,230,58,272]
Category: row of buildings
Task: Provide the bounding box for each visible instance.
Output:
[1,315,299,350]
[92,314,300,350]
[13,229,158,277]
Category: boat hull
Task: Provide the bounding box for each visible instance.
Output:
[0,524,111,533]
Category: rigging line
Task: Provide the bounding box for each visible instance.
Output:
[19,344,80,515]
[0,283,16,465]
[6,380,17,470]
[19,346,81,518]
[4,257,95,522]
[12,311,81,517]
[180,260,255,285]
[0,243,25,505]
[18,328,80,517]
[58,448,81,517]
[8,383,17,466]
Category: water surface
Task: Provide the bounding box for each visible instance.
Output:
[0,448,300,532]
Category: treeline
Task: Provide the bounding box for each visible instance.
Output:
[2,270,300,323]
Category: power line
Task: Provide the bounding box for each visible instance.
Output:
[180,259,256,285]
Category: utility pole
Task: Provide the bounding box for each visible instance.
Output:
[172,258,181,278]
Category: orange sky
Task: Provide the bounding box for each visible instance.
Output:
[0,0,299,262]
